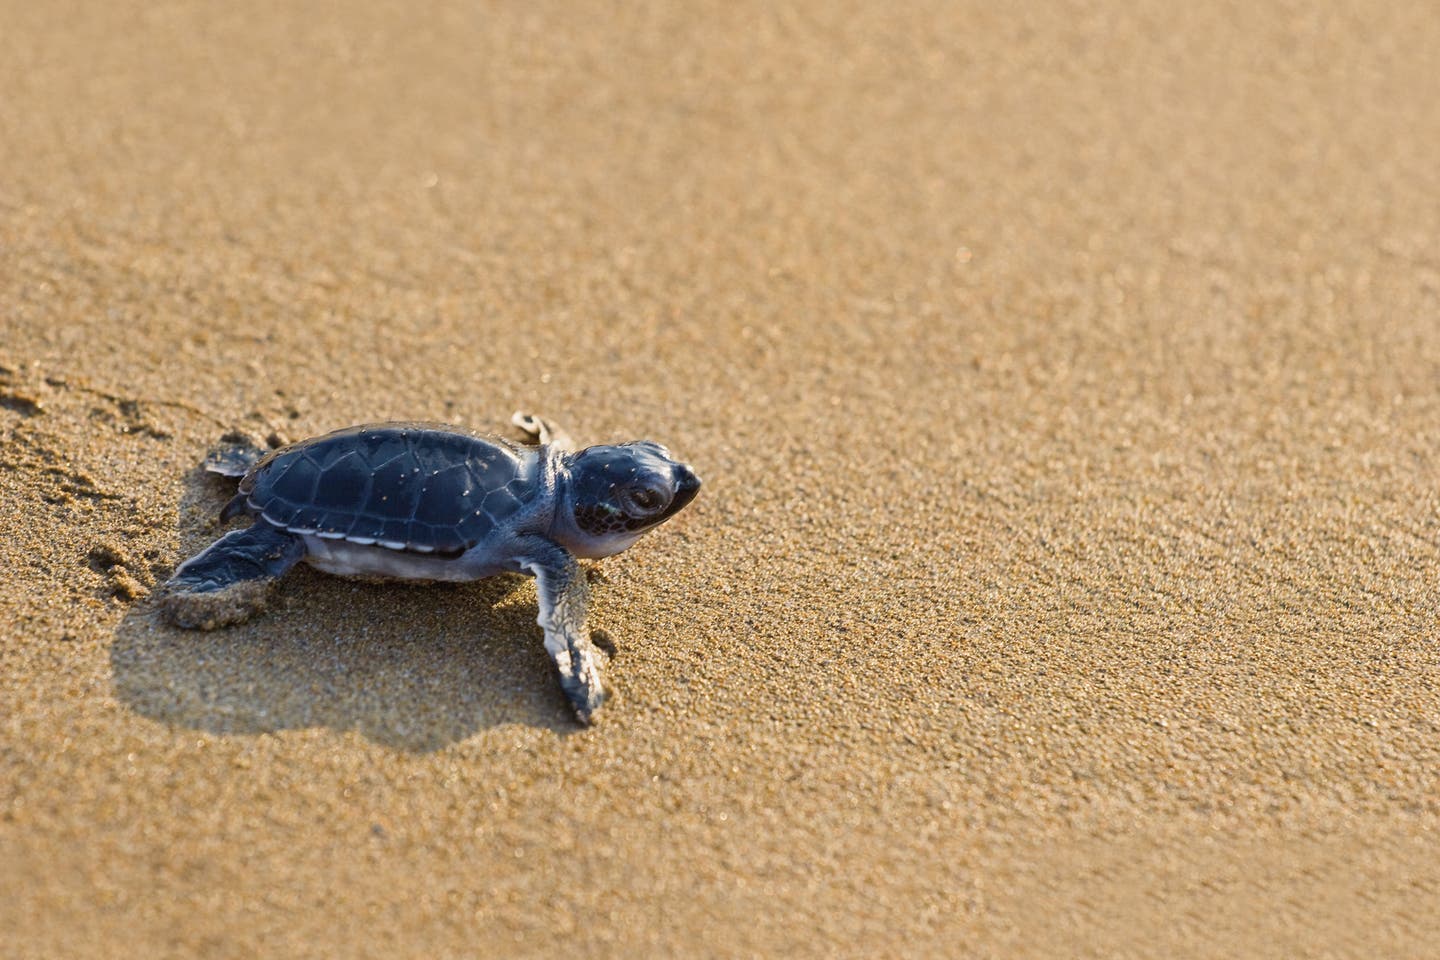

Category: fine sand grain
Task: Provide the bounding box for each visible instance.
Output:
[3,2,1439,956]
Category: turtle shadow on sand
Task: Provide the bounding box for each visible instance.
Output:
[109,466,588,752]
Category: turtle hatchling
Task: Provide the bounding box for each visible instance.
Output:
[160,414,701,723]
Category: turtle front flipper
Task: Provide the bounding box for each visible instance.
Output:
[160,522,307,630]
[515,538,606,724]
[511,411,576,452]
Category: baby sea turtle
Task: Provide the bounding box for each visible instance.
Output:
[160,414,701,724]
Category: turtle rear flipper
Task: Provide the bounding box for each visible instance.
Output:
[160,523,306,630]
[204,434,270,477]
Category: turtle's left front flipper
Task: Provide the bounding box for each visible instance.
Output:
[511,411,577,452]
[160,522,306,630]
[516,539,606,724]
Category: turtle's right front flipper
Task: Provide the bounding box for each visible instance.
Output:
[515,538,606,724]
[160,523,306,630]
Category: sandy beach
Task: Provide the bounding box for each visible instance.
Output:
[3,1,1439,955]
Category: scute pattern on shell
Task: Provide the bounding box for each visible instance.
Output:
[238,423,535,556]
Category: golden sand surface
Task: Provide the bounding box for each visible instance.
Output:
[3,1,1439,955]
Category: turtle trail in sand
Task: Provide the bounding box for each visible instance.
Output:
[160,414,701,724]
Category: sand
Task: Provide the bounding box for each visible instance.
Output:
[3,1,1439,956]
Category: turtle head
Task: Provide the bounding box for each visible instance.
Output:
[552,441,701,558]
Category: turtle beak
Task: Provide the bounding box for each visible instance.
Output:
[665,464,701,518]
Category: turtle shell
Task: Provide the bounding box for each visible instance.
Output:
[235,423,538,557]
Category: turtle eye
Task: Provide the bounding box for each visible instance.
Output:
[624,485,667,515]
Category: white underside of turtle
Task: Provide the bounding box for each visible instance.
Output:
[298,535,511,581]
[159,413,701,724]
